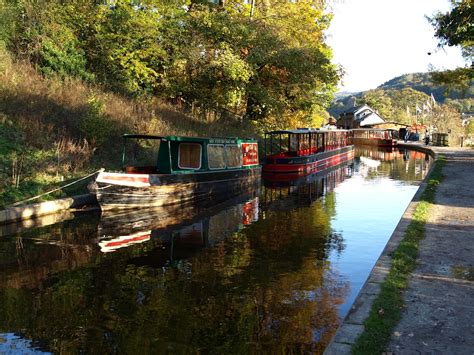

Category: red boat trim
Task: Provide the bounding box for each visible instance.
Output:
[96,172,151,187]
[263,149,354,175]
[105,234,150,248]
[99,231,151,252]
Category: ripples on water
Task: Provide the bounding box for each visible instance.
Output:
[0,147,431,354]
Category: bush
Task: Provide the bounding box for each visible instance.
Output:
[80,96,114,146]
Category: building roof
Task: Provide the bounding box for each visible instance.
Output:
[358,112,385,126]
[341,104,371,115]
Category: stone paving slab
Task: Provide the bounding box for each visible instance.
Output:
[332,324,365,344]
[344,292,377,324]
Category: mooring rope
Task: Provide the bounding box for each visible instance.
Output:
[10,169,104,207]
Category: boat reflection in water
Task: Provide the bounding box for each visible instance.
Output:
[262,160,354,209]
[354,145,404,162]
[354,146,431,181]
[97,190,260,264]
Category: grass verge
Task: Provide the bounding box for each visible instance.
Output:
[351,154,446,354]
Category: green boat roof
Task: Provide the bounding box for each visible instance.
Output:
[122,134,256,143]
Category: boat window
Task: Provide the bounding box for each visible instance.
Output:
[310,134,317,150]
[208,144,226,169]
[317,133,323,151]
[122,137,161,170]
[300,134,310,150]
[225,144,242,168]
[290,134,298,152]
[178,143,202,169]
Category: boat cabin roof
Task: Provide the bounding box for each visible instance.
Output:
[265,128,350,135]
[351,128,397,132]
[123,134,255,144]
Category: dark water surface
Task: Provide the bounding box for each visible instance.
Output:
[0,148,431,354]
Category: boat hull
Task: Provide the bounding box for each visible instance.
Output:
[90,167,262,210]
[351,137,397,147]
[262,145,354,181]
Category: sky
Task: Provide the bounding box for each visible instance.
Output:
[326,0,467,93]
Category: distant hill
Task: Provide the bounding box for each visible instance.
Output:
[329,72,473,119]
[328,94,360,118]
[377,72,473,103]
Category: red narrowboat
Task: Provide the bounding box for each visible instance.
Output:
[351,128,398,147]
[262,128,354,181]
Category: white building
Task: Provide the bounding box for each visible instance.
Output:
[337,104,385,129]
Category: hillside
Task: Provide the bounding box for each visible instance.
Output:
[329,72,473,119]
[378,72,473,103]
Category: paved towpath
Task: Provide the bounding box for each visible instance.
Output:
[325,146,474,354]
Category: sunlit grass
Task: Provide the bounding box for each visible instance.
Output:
[352,155,446,354]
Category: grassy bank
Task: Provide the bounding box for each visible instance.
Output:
[0,57,256,208]
[351,155,446,354]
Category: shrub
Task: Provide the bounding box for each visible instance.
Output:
[80,96,114,146]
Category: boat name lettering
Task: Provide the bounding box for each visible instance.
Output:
[210,138,236,144]
[242,143,259,166]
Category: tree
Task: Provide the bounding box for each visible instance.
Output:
[360,89,394,119]
[240,0,339,127]
[164,0,339,127]
[386,88,431,124]
[428,0,473,95]
[358,88,433,125]
[91,0,166,94]
[429,0,473,58]
[430,66,472,97]
[429,104,464,146]
[166,4,254,115]
[6,0,96,81]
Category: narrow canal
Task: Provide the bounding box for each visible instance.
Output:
[0,147,431,354]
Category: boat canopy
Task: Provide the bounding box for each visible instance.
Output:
[265,128,350,135]
[351,128,397,132]
[264,128,350,157]
[266,128,319,135]
[352,129,398,140]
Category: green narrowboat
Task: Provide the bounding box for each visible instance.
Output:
[89,134,261,210]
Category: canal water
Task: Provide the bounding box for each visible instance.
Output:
[0,147,431,354]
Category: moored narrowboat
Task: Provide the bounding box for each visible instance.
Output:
[89,134,260,210]
[262,128,354,182]
[351,128,398,147]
